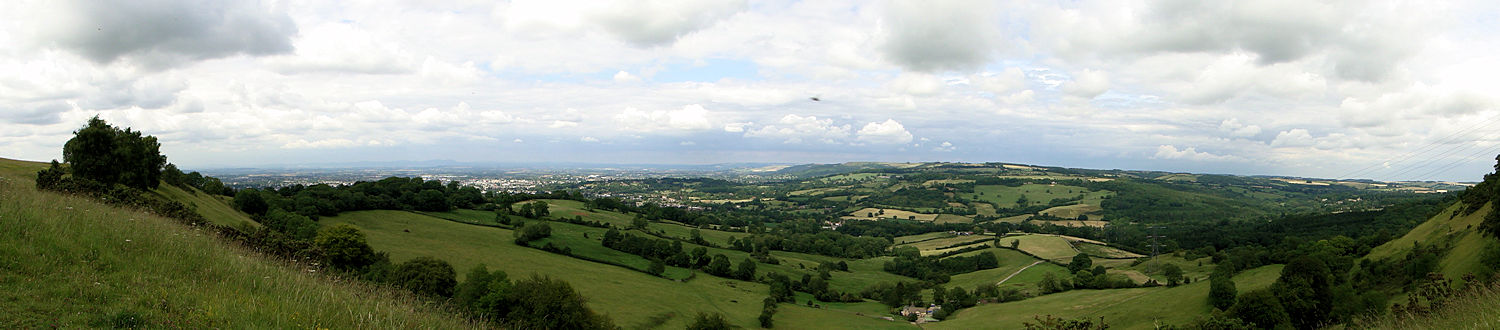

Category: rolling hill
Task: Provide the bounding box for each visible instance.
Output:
[0,158,477,328]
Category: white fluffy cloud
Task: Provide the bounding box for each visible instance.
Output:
[614,104,715,132]
[1154,145,1236,161]
[856,119,915,144]
[744,115,852,144]
[1218,118,1261,138]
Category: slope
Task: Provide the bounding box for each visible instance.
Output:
[0,166,476,328]
[930,264,1285,330]
[320,210,913,329]
[1365,201,1495,280]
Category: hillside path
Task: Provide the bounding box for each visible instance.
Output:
[996,261,1045,286]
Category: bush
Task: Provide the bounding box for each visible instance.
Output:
[688,312,732,330]
[514,222,552,245]
[392,257,458,298]
[315,224,377,272]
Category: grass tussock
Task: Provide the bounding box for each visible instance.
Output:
[1364,280,1500,330]
[0,176,480,328]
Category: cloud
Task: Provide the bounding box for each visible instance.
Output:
[856,119,915,144]
[36,0,296,69]
[614,104,715,132]
[548,120,579,128]
[1062,69,1110,99]
[1218,118,1261,138]
[1153,145,1236,161]
[580,136,600,143]
[744,114,851,144]
[933,141,956,152]
[723,122,751,133]
[613,70,641,83]
[0,101,71,125]
[595,0,747,46]
[266,23,413,75]
[879,0,1001,72]
[1271,129,1315,147]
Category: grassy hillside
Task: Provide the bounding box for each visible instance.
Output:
[0,166,477,328]
[152,183,258,231]
[320,210,908,329]
[1365,202,1495,280]
[931,264,1285,329]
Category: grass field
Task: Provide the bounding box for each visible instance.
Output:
[895,234,992,254]
[930,264,1285,329]
[1365,202,1493,280]
[972,184,1093,208]
[1039,203,1103,219]
[944,248,1053,290]
[846,208,939,221]
[533,199,750,247]
[153,184,259,231]
[0,170,478,328]
[934,214,974,224]
[894,232,953,244]
[998,234,1080,262]
[1127,256,1217,283]
[1032,220,1109,228]
[528,220,694,280]
[1076,242,1145,258]
[320,210,905,328]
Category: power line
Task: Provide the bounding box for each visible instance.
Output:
[1336,115,1500,181]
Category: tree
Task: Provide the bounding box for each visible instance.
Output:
[454,264,505,314]
[759,297,778,328]
[415,189,450,211]
[532,200,550,218]
[1069,253,1094,274]
[647,258,665,276]
[1162,263,1184,286]
[514,222,553,245]
[706,254,733,277]
[261,209,318,240]
[502,275,614,329]
[632,214,649,230]
[234,189,270,216]
[392,257,458,298]
[949,286,976,308]
[687,312,732,330]
[1209,265,1238,310]
[1229,289,1290,329]
[1276,256,1333,329]
[932,285,947,305]
[735,257,758,281]
[35,160,65,190]
[315,224,377,272]
[62,116,166,189]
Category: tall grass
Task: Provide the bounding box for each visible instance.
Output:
[1364,280,1500,329]
[0,177,480,328]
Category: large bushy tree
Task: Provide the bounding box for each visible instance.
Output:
[63,116,167,189]
[315,224,377,271]
[392,257,457,298]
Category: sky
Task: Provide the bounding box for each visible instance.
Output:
[3,0,1500,181]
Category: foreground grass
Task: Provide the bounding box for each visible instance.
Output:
[1365,280,1500,329]
[930,264,1284,330]
[0,177,477,328]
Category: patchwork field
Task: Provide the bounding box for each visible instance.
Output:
[320,211,784,329]
[1039,203,1104,219]
[1076,242,1145,259]
[895,234,992,255]
[1032,220,1109,228]
[997,234,1080,262]
[845,208,939,221]
[971,184,1094,208]
[931,264,1285,329]
[943,248,1057,290]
